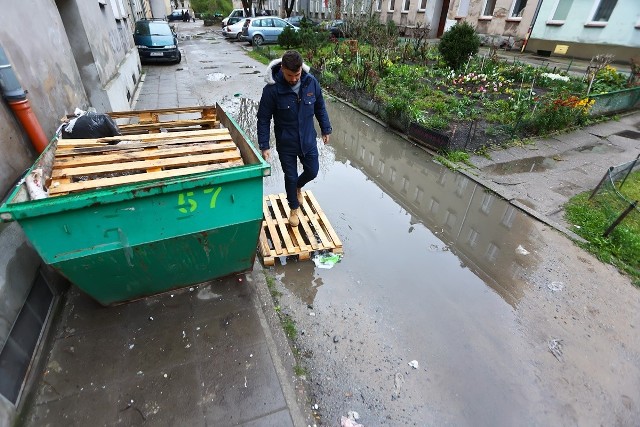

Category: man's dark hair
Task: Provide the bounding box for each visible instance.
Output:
[281,50,303,72]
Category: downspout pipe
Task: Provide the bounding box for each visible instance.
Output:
[0,45,49,153]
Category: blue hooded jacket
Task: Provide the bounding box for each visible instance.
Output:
[257,58,332,154]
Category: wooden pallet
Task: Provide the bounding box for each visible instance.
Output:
[48,128,243,196]
[64,106,220,135]
[258,191,343,266]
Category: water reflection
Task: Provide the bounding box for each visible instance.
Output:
[232,97,542,308]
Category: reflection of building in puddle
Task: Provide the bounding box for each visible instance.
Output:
[327,102,542,307]
[274,261,322,306]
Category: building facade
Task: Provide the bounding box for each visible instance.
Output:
[445,0,537,48]
[0,1,146,425]
[526,0,640,62]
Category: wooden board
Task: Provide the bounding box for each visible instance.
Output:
[49,128,244,196]
[108,106,219,135]
[258,191,343,266]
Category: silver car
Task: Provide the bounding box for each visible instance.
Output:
[222,18,248,39]
[241,17,298,46]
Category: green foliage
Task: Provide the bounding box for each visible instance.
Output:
[565,179,640,286]
[438,22,480,71]
[278,26,301,49]
[590,65,629,94]
[191,0,232,15]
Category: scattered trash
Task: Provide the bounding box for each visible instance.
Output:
[163,373,168,378]
[341,416,364,427]
[392,372,404,400]
[149,316,154,321]
[309,312,316,316]
[348,411,360,420]
[573,225,581,229]
[313,403,319,410]
[333,335,340,343]
[189,287,194,292]
[547,281,564,292]
[25,168,48,200]
[548,339,564,362]
[408,360,419,369]
[250,354,253,358]
[244,376,247,387]
[312,253,343,269]
[128,344,135,350]
[515,245,529,255]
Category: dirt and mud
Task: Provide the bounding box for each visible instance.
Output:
[176,24,640,426]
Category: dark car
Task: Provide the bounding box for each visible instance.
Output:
[134,20,181,64]
[167,9,188,21]
[328,19,348,38]
[285,15,319,27]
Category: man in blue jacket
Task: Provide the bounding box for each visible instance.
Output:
[257,50,332,227]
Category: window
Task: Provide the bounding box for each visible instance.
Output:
[403,0,411,11]
[377,0,382,11]
[550,0,573,22]
[390,167,397,183]
[414,187,424,205]
[501,206,516,228]
[457,0,470,16]
[480,193,493,214]
[389,0,395,12]
[378,160,385,175]
[482,0,497,16]
[485,242,499,262]
[468,228,479,248]
[419,0,427,10]
[510,0,527,17]
[590,0,618,22]
[429,198,440,214]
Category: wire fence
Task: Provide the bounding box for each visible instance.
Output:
[589,154,640,237]
[589,86,640,116]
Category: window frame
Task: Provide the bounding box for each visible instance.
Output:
[481,0,497,18]
[508,0,527,19]
[388,0,396,12]
[402,0,411,12]
[418,0,427,11]
[585,0,618,27]
[376,0,382,11]
[456,0,470,17]
[546,0,573,26]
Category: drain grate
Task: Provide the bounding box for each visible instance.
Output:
[614,130,640,140]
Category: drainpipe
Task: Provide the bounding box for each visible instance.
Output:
[0,45,49,153]
[521,0,544,53]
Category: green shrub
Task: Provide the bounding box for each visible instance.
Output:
[278,26,301,49]
[438,22,480,71]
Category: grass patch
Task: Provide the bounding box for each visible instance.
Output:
[434,150,473,170]
[282,315,297,339]
[294,364,307,376]
[265,274,282,299]
[564,170,640,286]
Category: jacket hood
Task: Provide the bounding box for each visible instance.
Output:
[264,58,311,85]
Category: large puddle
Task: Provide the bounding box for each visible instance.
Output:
[231,97,557,425]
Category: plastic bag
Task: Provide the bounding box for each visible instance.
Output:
[62,111,121,139]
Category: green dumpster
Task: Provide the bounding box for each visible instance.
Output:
[0,104,270,305]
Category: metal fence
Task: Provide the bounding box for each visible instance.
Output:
[589,154,640,236]
[589,86,640,116]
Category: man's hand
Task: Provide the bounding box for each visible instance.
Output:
[261,149,271,161]
[322,134,330,145]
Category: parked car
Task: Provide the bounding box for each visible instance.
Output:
[284,15,320,27]
[167,9,189,22]
[222,18,248,40]
[221,8,275,27]
[134,19,181,64]
[241,17,298,46]
[327,19,348,38]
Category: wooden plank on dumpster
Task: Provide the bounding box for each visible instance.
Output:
[49,160,243,196]
[54,142,237,167]
[51,150,242,179]
[56,128,231,146]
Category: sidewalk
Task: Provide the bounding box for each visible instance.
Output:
[464,110,640,238]
[19,65,311,427]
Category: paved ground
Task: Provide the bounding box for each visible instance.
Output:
[18,20,640,427]
[19,28,312,427]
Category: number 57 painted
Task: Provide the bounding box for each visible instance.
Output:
[177,187,222,213]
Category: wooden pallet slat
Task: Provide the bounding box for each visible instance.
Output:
[49,160,243,196]
[51,149,241,179]
[258,191,342,265]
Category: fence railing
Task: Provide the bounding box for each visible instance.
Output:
[589,154,640,237]
[589,86,640,116]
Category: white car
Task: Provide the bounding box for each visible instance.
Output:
[222,18,248,40]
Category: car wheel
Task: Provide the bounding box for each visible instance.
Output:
[252,34,264,46]
[175,51,182,64]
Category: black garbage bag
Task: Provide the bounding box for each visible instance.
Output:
[62,112,121,139]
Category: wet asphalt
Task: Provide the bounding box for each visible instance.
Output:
[19,19,640,427]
